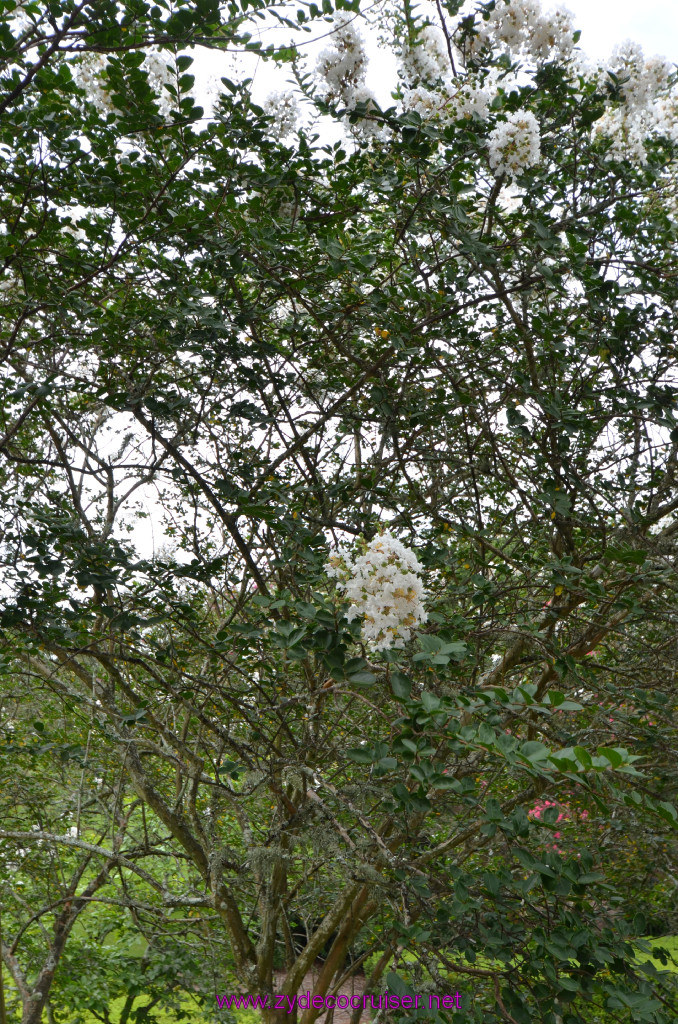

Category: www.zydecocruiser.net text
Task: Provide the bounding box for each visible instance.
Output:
[216,991,463,1012]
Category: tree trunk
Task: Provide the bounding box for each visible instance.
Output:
[21,962,57,1024]
[263,1002,298,1024]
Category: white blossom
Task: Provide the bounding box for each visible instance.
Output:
[527,6,575,61]
[497,181,525,213]
[71,50,177,118]
[490,0,542,52]
[402,85,449,121]
[487,109,541,179]
[402,79,490,124]
[263,91,300,139]
[456,0,575,66]
[344,83,377,113]
[447,79,491,121]
[71,53,116,116]
[142,51,176,116]
[400,24,451,86]
[316,15,368,107]
[604,42,672,113]
[326,532,428,652]
[343,85,385,139]
[656,97,678,144]
[591,42,675,164]
[593,108,649,166]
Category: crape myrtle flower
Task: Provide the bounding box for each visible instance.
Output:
[326,531,428,652]
[457,0,576,66]
[402,80,491,124]
[263,91,301,139]
[400,24,451,86]
[487,109,541,179]
[316,14,369,107]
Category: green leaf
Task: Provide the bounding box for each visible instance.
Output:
[377,757,397,771]
[597,746,623,768]
[391,671,412,699]
[346,747,373,764]
[420,691,441,712]
[121,709,149,724]
[574,746,593,768]
[348,671,377,685]
[520,741,549,762]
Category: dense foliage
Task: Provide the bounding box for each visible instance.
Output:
[1,1,678,1022]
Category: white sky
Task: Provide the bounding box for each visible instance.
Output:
[564,0,677,60]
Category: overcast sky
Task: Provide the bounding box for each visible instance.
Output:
[564,0,677,59]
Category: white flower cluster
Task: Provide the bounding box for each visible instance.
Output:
[326,532,427,652]
[448,79,492,121]
[592,108,649,165]
[605,42,672,113]
[497,181,526,213]
[459,0,575,65]
[71,50,177,117]
[656,97,678,144]
[315,16,385,138]
[400,24,450,86]
[488,110,541,179]
[316,15,371,110]
[345,85,386,139]
[593,41,675,164]
[71,53,116,116]
[403,78,490,125]
[401,84,445,121]
[402,85,448,120]
[263,91,300,139]
[142,51,176,116]
[397,16,495,128]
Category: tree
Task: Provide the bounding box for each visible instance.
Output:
[0,689,222,1024]
[1,0,678,1022]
